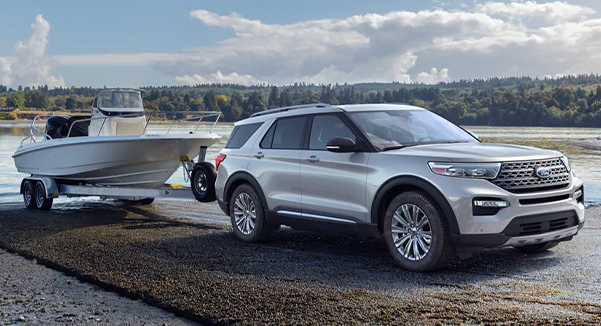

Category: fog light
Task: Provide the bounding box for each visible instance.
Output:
[473,200,509,208]
[574,189,582,199]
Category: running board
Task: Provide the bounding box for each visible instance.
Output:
[276,210,357,224]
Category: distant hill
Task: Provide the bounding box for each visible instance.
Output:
[3,73,601,127]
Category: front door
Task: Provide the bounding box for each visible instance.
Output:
[300,114,369,223]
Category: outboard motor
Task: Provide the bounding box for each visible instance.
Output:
[45,116,68,139]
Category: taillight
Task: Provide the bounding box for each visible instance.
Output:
[215,154,226,171]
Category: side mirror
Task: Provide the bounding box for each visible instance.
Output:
[467,130,479,140]
[326,136,358,153]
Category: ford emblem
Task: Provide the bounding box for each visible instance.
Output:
[535,167,552,178]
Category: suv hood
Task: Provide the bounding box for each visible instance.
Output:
[385,142,563,163]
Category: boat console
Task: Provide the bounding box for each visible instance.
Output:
[89,89,146,136]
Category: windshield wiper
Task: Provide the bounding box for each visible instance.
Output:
[382,141,469,151]
[382,145,413,151]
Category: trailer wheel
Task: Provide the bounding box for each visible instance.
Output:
[22,180,36,209]
[191,162,216,202]
[34,181,53,211]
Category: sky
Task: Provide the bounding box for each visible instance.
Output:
[2,0,601,88]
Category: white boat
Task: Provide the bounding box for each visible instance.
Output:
[13,88,222,188]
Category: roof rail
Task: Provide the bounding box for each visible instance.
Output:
[250,103,332,118]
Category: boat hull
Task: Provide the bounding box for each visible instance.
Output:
[13,133,221,188]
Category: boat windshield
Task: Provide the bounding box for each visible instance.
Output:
[97,90,143,109]
[347,109,478,150]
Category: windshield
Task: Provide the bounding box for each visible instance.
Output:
[97,90,142,109]
[347,110,477,150]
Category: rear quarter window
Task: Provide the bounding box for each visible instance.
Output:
[225,122,263,149]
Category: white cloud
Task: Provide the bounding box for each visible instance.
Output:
[175,71,266,85]
[416,68,451,84]
[8,2,601,87]
[0,15,64,88]
[476,1,594,22]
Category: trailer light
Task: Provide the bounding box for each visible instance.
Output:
[180,156,190,162]
[473,200,509,208]
[215,154,226,171]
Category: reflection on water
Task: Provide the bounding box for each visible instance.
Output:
[1,124,600,207]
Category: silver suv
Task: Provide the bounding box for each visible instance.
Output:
[214,103,585,272]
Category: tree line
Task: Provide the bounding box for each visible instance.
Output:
[3,74,601,126]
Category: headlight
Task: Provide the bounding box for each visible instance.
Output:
[560,156,571,172]
[428,162,501,179]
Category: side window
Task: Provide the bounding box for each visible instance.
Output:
[309,115,356,150]
[225,122,263,149]
[263,116,306,150]
[260,122,276,149]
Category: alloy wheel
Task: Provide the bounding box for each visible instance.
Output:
[234,193,256,235]
[391,203,432,261]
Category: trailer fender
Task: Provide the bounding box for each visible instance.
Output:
[21,177,59,199]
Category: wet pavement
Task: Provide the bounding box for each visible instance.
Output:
[0,200,600,325]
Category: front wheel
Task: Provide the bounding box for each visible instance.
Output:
[383,191,455,272]
[514,241,559,254]
[229,184,274,243]
[191,162,216,202]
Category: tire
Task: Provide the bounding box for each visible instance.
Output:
[22,180,36,209]
[34,181,53,211]
[383,191,455,272]
[514,241,559,254]
[229,184,274,243]
[191,162,217,202]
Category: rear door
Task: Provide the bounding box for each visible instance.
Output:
[247,116,307,213]
[299,114,369,223]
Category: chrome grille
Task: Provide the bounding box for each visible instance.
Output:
[492,158,570,193]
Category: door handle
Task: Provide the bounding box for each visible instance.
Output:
[254,152,264,159]
[306,155,320,163]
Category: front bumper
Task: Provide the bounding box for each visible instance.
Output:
[453,221,584,249]
[430,172,585,253]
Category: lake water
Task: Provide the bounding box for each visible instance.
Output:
[1,124,600,206]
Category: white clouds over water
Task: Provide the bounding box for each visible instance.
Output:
[4,2,601,87]
[154,1,601,85]
[0,15,64,88]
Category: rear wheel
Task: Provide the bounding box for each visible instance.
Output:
[191,162,217,202]
[230,184,274,243]
[34,181,53,211]
[383,191,455,272]
[22,180,36,209]
[514,241,559,254]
